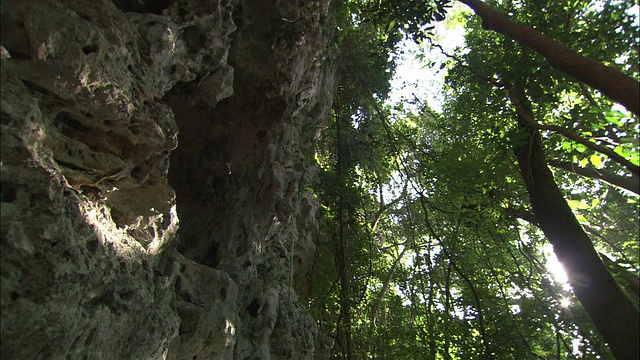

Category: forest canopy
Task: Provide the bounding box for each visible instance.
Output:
[310,0,640,358]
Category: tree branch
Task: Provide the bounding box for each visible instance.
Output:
[370,183,408,232]
[458,0,640,116]
[541,124,639,175]
[548,159,639,194]
[432,41,640,176]
[418,195,492,357]
[506,86,639,175]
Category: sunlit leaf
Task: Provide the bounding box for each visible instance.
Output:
[590,154,603,168]
[575,143,588,153]
[568,199,591,210]
[613,145,637,164]
[575,214,590,225]
[605,110,625,127]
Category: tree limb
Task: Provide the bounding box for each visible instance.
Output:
[507,86,640,175]
[541,124,639,175]
[417,195,492,357]
[458,0,640,116]
[370,182,408,232]
[548,159,639,194]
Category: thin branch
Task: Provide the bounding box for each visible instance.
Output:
[599,252,640,300]
[541,124,639,175]
[370,182,408,232]
[548,159,639,194]
[429,40,509,88]
[417,195,492,357]
[582,225,634,265]
[507,86,640,175]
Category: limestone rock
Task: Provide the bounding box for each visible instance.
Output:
[1,0,335,359]
[168,253,239,360]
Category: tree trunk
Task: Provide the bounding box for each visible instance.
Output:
[425,244,437,360]
[335,104,353,360]
[509,86,640,359]
[458,0,640,116]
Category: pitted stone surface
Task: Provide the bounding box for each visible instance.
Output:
[166,0,335,358]
[1,0,335,359]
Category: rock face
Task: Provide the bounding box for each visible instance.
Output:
[0,0,335,359]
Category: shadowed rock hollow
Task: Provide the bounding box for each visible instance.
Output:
[0,0,336,359]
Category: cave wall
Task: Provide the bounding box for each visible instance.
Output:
[0,0,335,359]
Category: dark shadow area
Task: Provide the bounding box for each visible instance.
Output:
[164,87,227,268]
[111,0,173,14]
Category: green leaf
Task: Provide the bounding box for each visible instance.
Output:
[568,199,591,210]
[387,19,397,32]
[575,213,590,225]
[575,143,588,153]
[605,110,625,126]
[590,154,603,168]
[614,145,633,159]
[336,2,351,28]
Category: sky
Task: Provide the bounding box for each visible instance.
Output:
[387,3,469,114]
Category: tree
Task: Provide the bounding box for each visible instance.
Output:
[442,0,639,357]
[311,0,639,358]
[510,83,639,359]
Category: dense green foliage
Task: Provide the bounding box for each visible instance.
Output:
[310,0,639,359]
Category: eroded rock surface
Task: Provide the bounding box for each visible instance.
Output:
[1,0,335,359]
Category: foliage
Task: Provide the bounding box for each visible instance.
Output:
[310,0,640,359]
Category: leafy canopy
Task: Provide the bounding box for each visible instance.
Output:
[310,1,639,359]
